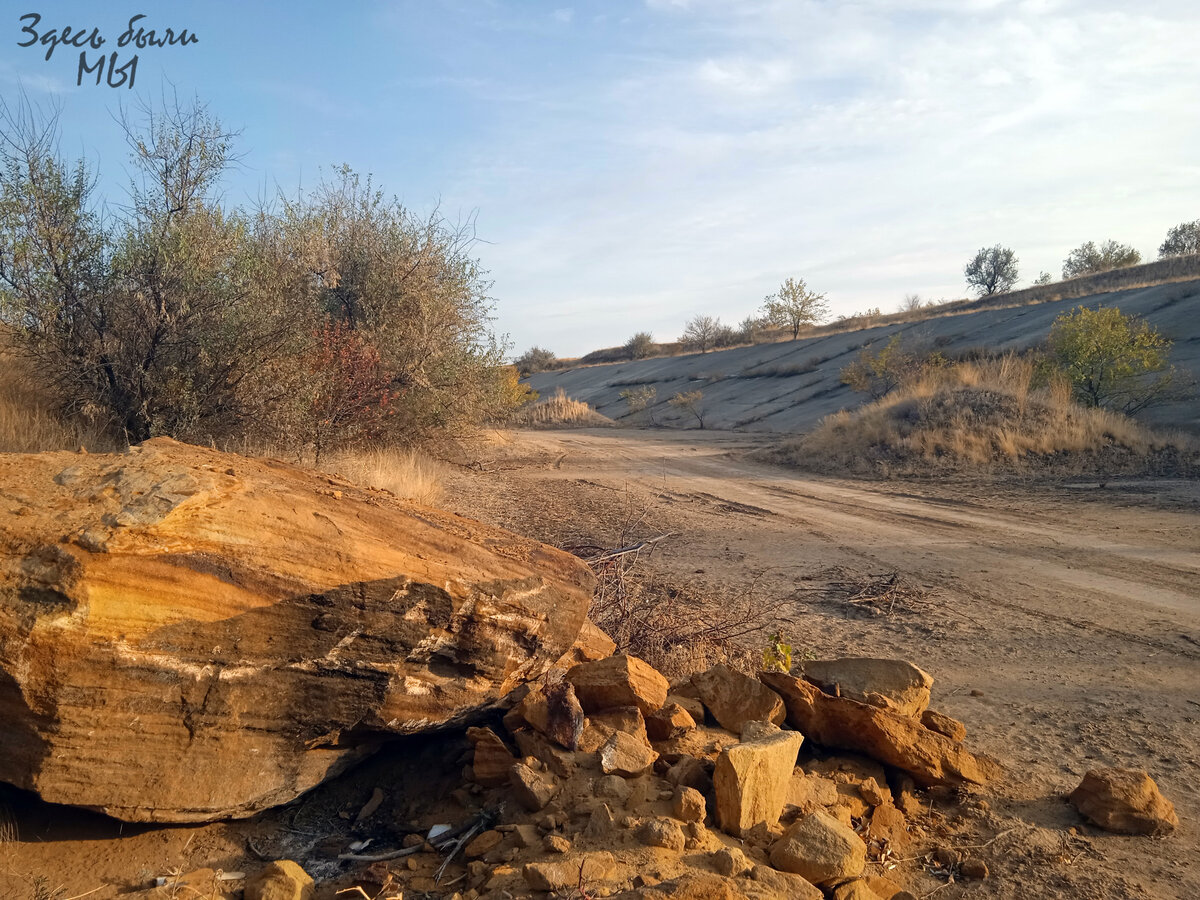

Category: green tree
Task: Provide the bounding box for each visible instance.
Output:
[1033,271,1053,286]
[1046,305,1187,414]
[964,245,1019,296]
[1158,220,1200,258]
[1061,240,1141,279]
[761,277,829,339]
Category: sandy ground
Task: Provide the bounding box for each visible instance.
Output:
[3,427,1198,899]
[440,428,1200,899]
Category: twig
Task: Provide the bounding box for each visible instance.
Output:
[580,533,673,563]
[337,844,422,863]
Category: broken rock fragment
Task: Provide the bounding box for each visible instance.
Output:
[801,658,934,719]
[691,664,787,733]
[599,730,658,777]
[762,672,1001,788]
[770,810,867,886]
[566,653,669,715]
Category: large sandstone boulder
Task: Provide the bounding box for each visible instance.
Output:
[566,653,668,715]
[0,439,596,821]
[801,658,933,719]
[691,664,786,732]
[1068,768,1178,835]
[761,672,1001,788]
[770,810,867,885]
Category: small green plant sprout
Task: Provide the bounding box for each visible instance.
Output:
[762,631,793,673]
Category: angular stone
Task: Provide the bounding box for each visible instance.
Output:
[647,703,697,742]
[920,709,966,742]
[509,762,559,811]
[762,672,1002,788]
[544,833,571,854]
[673,785,707,822]
[467,727,515,787]
[637,817,687,851]
[0,440,594,822]
[245,861,314,900]
[668,692,707,724]
[523,852,615,892]
[554,618,617,667]
[594,774,632,804]
[713,729,804,836]
[868,803,910,850]
[786,770,839,814]
[692,665,786,733]
[801,659,933,719]
[599,730,658,777]
[585,803,616,838]
[770,810,866,886]
[748,865,823,900]
[566,654,668,715]
[1068,768,1178,835]
[655,724,740,764]
[666,756,713,793]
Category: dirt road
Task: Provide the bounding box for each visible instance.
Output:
[447,427,1200,899]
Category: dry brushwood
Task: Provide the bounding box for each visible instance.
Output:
[563,535,774,675]
[796,569,934,615]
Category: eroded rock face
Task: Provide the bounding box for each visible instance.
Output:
[0,439,596,822]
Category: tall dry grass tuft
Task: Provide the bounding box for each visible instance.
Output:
[511,388,615,428]
[317,446,447,506]
[771,354,1200,477]
[0,347,115,453]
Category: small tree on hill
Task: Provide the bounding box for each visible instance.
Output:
[762,277,829,339]
[841,334,947,400]
[1047,305,1187,414]
[619,385,657,424]
[515,345,556,375]
[669,390,705,428]
[624,331,656,359]
[680,315,720,353]
[964,245,1019,296]
[1033,271,1053,286]
[1061,240,1141,279]
[1158,220,1200,258]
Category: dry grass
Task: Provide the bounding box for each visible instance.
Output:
[511,388,615,428]
[769,355,1200,477]
[318,446,447,506]
[0,349,114,453]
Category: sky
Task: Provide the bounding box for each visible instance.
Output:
[3,1,1199,358]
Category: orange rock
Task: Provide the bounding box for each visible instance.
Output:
[801,658,933,719]
[566,653,669,715]
[0,440,596,822]
[647,702,697,741]
[1068,768,1178,835]
[920,709,966,742]
[692,664,786,732]
[713,729,804,837]
[467,727,516,787]
[762,672,1002,788]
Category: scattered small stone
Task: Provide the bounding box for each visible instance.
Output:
[510,762,560,812]
[647,702,698,741]
[831,878,885,900]
[960,857,989,879]
[637,817,687,851]
[543,833,571,854]
[524,852,615,892]
[749,864,823,900]
[712,846,751,877]
[859,777,888,808]
[599,730,658,777]
[672,786,706,823]
[244,860,314,900]
[931,847,959,868]
[594,774,633,804]
[585,803,616,838]
[464,829,503,858]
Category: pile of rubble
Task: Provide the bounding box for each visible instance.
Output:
[207,650,1158,900]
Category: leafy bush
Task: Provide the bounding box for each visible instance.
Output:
[841,334,947,400]
[1046,305,1189,414]
[669,390,705,428]
[624,331,656,359]
[515,345,557,375]
[619,385,657,423]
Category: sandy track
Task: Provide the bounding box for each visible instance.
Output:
[450,428,1200,899]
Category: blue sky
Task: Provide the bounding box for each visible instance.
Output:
[3,1,1199,358]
